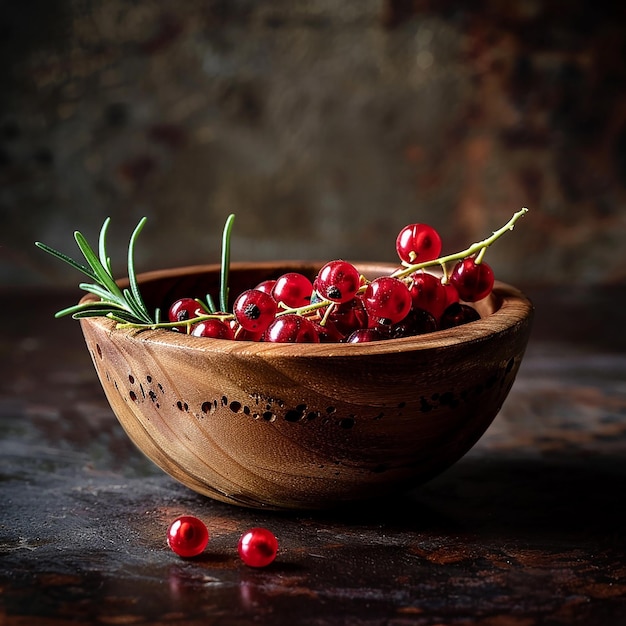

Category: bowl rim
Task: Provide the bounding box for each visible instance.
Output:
[79,260,534,357]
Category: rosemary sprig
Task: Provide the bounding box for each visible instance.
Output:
[36,214,238,329]
[35,218,157,324]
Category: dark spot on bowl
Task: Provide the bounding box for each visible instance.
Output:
[284,410,301,422]
[129,390,137,402]
[440,392,455,406]
[129,375,135,384]
[230,401,242,413]
[339,416,355,429]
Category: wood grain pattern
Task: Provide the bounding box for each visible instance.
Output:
[79,262,534,510]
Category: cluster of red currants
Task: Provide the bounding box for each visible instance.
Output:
[167,516,278,567]
[167,222,496,344]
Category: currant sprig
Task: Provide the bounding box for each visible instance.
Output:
[114,208,528,333]
[391,207,528,282]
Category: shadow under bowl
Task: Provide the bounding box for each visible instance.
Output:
[79,261,534,510]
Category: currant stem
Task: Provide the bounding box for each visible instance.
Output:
[391,207,528,280]
[114,312,234,330]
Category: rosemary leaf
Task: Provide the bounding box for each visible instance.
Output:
[34,242,99,283]
[205,293,217,314]
[220,214,235,313]
[123,288,153,324]
[98,217,114,276]
[78,282,127,307]
[74,230,124,300]
[127,217,153,323]
[54,300,123,318]
[106,311,152,325]
[71,308,133,320]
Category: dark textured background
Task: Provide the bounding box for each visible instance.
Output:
[2,0,626,288]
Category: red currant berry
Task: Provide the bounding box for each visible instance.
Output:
[315,260,361,303]
[321,297,368,337]
[346,328,385,343]
[265,314,320,343]
[396,223,442,264]
[408,271,448,321]
[233,289,278,333]
[191,319,235,340]
[167,516,209,558]
[386,308,438,338]
[254,279,277,296]
[230,320,265,342]
[440,302,481,329]
[442,282,460,308]
[272,273,313,308]
[310,321,344,343]
[168,298,206,330]
[362,277,412,325]
[238,528,278,568]
[449,257,494,302]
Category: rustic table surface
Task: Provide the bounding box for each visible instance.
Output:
[1,286,625,626]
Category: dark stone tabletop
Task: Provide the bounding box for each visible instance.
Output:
[1,285,625,625]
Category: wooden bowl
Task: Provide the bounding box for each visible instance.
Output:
[79,261,533,510]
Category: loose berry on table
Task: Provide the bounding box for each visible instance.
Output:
[238,528,279,568]
[167,516,209,558]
